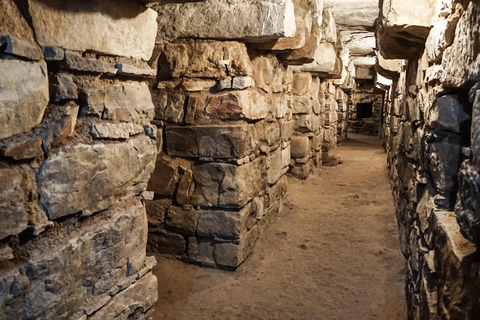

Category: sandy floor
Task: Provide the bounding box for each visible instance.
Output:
[150,135,407,320]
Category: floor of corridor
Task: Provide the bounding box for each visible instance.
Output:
[150,135,407,320]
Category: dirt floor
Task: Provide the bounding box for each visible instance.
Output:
[150,134,407,320]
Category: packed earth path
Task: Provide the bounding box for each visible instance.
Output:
[151,134,407,320]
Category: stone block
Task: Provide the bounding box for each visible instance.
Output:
[272,94,290,119]
[161,40,252,79]
[292,73,313,95]
[55,74,78,102]
[213,225,260,268]
[154,91,186,124]
[83,82,155,124]
[425,10,460,63]
[28,0,158,60]
[115,63,156,78]
[281,121,294,141]
[147,153,178,197]
[291,136,310,158]
[145,198,171,226]
[442,1,480,88]
[0,59,49,139]
[197,204,253,240]
[0,169,28,240]
[154,0,295,42]
[166,206,198,237]
[38,135,156,219]
[89,123,145,140]
[176,169,194,205]
[0,35,42,60]
[0,199,154,319]
[165,125,257,159]
[427,95,469,134]
[267,147,289,185]
[0,0,38,51]
[2,136,44,160]
[205,90,269,120]
[65,51,117,75]
[148,227,186,258]
[192,157,266,208]
[289,42,338,75]
[291,95,313,114]
[42,46,64,61]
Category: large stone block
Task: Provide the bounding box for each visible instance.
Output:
[83,82,155,124]
[0,59,49,139]
[0,0,37,49]
[0,169,28,240]
[192,157,266,208]
[441,1,480,88]
[323,0,378,30]
[154,0,296,42]
[205,90,269,120]
[38,135,156,219]
[165,125,257,159]
[28,0,158,60]
[161,40,252,79]
[426,95,469,134]
[0,199,155,319]
[289,42,338,75]
[197,204,253,240]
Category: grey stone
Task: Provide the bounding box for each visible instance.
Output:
[83,82,155,124]
[38,135,156,219]
[154,0,295,42]
[55,74,78,102]
[145,198,172,226]
[472,89,480,167]
[0,169,28,240]
[42,46,65,61]
[28,0,158,60]
[197,204,252,240]
[42,104,79,152]
[89,123,144,140]
[213,225,259,267]
[165,125,257,159]
[3,136,44,160]
[0,59,49,139]
[176,169,194,205]
[0,244,14,262]
[427,95,469,133]
[155,92,186,124]
[147,153,178,197]
[0,35,42,60]
[148,227,186,258]
[0,199,153,319]
[115,63,156,78]
[65,51,117,75]
[192,157,266,208]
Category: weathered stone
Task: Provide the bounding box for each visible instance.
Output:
[148,227,186,258]
[166,206,198,237]
[291,136,310,158]
[161,41,252,79]
[28,0,158,60]
[89,122,144,140]
[0,199,153,319]
[427,131,462,202]
[442,1,480,88]
[83,82,155,124]
[181,79,217,92]
[154,91,186,124]
[290,42,338,75]
[0,0,37,50]
[324,0,378,30]
[282,121,294,141]
[267,146,289,185]
[38,135,156,219]
[145,198,171,226]
[115,63,156,78]
[218,77,255,91]
[0,169,28,240]
[154,0,295,42]
[291,96,313,114]
[455,161,480,245]
[197,204,252,240]
[0,35,42,60]
[0,59,49,139]
[55,74,78,102]
[427,95,469,134]
[90,272,157,320]
[65,51,117,75]
[0,243,14,262]
[297,114,321,132]
[42,104,79,152]
[272,94,289,119]
[425,10,460,63]
[42,46,64,61]
[205,90,269,120]
[147,153,178,197]
[214,224,259,267]
[177,169,194,205]
[292,73,313,95]
[194,239,216,267]
[165,125,257,159]
[3,136,43,160]
[472,88,480,167]
[192,158,266,208]
[340,31,376,56]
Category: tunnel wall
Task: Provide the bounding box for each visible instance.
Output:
[379,0,480,318]
[144,0,354,268]
[0,0,356,316]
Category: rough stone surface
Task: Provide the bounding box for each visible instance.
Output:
[205,90,269,120]
[28,0,158,60]
[0,169,28,240]
[165,125,257,159]
[154,0,296,42]
[192,158,266,208]
[197,205,252,240]
[0,59,49,139]
[38,135,156,219]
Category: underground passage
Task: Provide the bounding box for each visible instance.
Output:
[0,0,479,319]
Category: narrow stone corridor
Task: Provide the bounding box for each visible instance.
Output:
[151,134,406,320]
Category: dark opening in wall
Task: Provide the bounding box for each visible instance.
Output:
[356,102,373,118]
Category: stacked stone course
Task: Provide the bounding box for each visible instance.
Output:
[378,0,480,318]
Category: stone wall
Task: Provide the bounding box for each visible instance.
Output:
[0,0,159,318]
[378,0,480,318]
